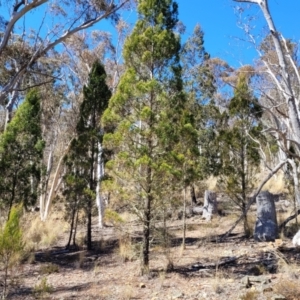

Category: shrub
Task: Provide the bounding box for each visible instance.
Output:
[0,204,24,299]
[33,277,53,298]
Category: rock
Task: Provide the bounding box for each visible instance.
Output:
[173,291,184,298]
[262,285,273,293]
[292,229,300,247]
[192,206,203,215]
[139,283,146,288]
[271,294,286,300]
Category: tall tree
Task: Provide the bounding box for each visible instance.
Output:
[103,0,193,274]
[232,0,300,204]
[0,0,131,126]
[218,74,262,237]
[0,89,44,217]
[63,61,111,250]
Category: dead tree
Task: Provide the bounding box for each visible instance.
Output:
[254,191,278,241]
[202,190,217,221]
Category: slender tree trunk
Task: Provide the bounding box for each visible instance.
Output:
[288,158,300,205]
[190,185,197,206]
[142,193,151,275]
[42,139,73,221]
[141,166,152,275]
[87,205,92,250]
[73,210,79,247]
[96,142,104,228]
[66,206,77,250]
[182,186,187,250]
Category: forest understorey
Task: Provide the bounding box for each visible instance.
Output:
[2,193,300,300]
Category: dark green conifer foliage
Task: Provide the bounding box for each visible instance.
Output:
[63,61,111,250]
[103,0,198,274]
[0,89,44,217]
[219,75,262,237]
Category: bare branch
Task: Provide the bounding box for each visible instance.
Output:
[0,0,48,55]
[233,0,259,3]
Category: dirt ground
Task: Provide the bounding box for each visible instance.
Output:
[3,199,300,300]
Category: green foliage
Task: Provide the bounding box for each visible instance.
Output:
[218,75,262,236]
[181,24,220,180]
[62,60,111,250]
[0,204,24,299]
[33,277,54,298]
[103,0,200,274]
[104,209,124,225]
[0,89,44,214]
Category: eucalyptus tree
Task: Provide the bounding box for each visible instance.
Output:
[0,0,132,126]
[232,0,300,205]
[63,61,111,251]
[103,0,197,274]
[0,89,44,217]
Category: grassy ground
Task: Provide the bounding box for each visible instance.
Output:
[1,191,300,300]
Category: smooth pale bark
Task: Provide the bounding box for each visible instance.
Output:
[234,0,300,144]
[254,191,278,242]
[0,0,131,123]
[202,190,217,221]
[96,142,105,229]
[39,128,58,220]
[41,139,73,221]
[287,158,300,205]
[233,0,300,214]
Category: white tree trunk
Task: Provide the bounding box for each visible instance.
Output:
[41,139,73,221]
[287,159,300,206]
[0,0,131,105]
[234,0,300,146]
[202,190,217,221]
[96,142,105,229]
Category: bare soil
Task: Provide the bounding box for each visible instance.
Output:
[3,199,300,300]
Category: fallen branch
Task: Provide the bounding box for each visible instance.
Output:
[191,256,239,270]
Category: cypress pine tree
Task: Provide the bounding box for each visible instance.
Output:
[103,0,196,274]
[63,61,111,250]
[218,74,262,237]
[0,89,44,217]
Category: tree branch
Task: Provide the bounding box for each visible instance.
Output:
[219,159,287,241]
[0,0,48,55]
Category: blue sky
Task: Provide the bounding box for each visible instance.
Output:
[176,0,300,67]
[2,0,300,68]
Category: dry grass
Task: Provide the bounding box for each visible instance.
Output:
[118,234,138,262]
[273,279,300,300]
[261,170,287,194]
[239,290,259,300]
[23,212,68,250]
[205,176,217,191]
